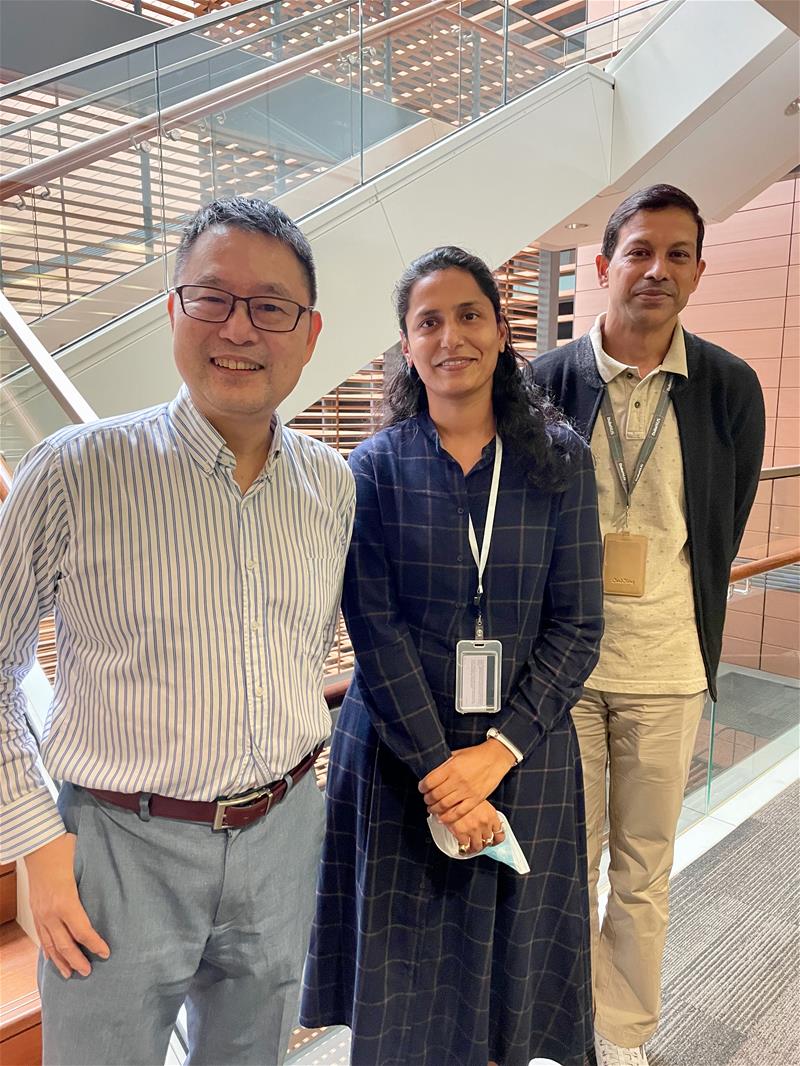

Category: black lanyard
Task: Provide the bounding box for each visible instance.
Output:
[600,373,674,515]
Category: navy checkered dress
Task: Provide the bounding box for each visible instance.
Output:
[301,414,603,1066]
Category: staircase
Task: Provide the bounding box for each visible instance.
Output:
[0,863,41,1065]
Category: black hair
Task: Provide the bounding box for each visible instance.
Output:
[173,196,317,303]
[601,184,705,261]
[386,246,577,492]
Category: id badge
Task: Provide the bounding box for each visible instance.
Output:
[603,531,648,597]
[455,639,502,714]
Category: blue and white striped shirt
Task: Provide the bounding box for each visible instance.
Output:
[0,386,355,861]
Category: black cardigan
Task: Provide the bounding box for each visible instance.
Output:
[531,331,766,700]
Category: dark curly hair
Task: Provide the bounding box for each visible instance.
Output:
[385,246,577,492]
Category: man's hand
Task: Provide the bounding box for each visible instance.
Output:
[446,800,506,855]
[23,833,110,979]
[419,740,516,824]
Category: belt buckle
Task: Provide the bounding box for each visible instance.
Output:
[212,786,273,831]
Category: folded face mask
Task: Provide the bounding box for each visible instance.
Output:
[427,811,530,874]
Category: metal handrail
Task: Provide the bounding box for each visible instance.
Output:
[0,455,12,502]
[0,0,453,203]
[507,7,570,42]
[561,0,667,39]
[0,0,672,205]
[1,0,355,140]
[0,291,97,424]
[0,0,283,101]
[758,465,800,481]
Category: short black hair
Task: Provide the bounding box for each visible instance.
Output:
[173,196,317,304]
[601,184,705,261]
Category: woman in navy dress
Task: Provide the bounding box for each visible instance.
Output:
[301,247,603,1066]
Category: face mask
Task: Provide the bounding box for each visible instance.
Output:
[427,811,530,875]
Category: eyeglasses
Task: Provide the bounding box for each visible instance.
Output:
[174,285,313,333]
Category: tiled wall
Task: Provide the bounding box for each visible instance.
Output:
[571,175,800,678]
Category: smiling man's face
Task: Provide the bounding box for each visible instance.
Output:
[167,225,321,440]
[597,206,705,334]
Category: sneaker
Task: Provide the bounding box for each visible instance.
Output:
[594,1031,649,1066]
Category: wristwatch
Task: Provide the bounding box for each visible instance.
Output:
[486,727,523,765]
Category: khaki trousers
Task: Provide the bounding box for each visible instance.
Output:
[571,688,706,1047]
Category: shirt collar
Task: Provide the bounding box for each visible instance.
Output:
[416,411,497,470]
[589,313,689,383]
[168,384,282,478]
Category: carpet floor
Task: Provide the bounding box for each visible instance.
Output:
[648,782,800,1066]
[289,783,800,1065]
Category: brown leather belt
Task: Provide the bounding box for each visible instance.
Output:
[85,744,323,831]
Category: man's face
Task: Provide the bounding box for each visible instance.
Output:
[597,207,706,332]
[167,225,322,436]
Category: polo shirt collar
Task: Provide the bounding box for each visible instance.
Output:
[590,313,689,383]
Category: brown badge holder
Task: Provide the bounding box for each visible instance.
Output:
[602,531,648,597]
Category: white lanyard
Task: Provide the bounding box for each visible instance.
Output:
[467,434,503,640]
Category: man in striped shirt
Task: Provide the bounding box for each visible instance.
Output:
[0,197,355,1064]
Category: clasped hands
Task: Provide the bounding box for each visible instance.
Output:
[419,740,516,855]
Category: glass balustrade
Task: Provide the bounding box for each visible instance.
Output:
[678,471,800,831]
[0,0,668,375]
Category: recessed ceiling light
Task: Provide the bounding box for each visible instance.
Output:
[564,222,588,230]
[785,97,800,116]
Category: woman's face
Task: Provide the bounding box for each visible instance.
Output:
[401,268,507,413]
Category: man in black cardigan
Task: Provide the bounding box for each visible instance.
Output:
[532,185,765,1066]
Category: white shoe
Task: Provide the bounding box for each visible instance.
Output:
[594,1031,649,1066]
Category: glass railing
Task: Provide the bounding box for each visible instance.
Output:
[678,468,800,832]
[0,0,668,375]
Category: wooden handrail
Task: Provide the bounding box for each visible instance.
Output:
[730,548,800,585]
[0,0,453,204]
[323,676,351,709]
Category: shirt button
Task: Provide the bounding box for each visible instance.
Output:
[456,554,464,562]
[457,507,464,515]
[251,620,262,632]
[246,559,256,571]
[626,372,635,379]
[634,401,641,408]
[254,685,264,698]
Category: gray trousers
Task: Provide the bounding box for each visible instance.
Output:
[40,773,325,1066]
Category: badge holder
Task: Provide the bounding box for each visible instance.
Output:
[603,529,648,597]
[455,638,502,714]
[456,434,504,714]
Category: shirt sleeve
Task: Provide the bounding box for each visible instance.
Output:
[0,441,70,861]
[492,443,604,758]
[341,447,451,780]
[320,461,357,659]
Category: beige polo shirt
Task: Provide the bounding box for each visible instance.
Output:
[586,314,707,695]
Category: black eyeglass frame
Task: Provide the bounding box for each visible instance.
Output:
[173,284,314,333]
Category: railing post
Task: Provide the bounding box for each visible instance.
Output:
[471,27,481,120]
[383,0,393,102]
[359,0,365,185]
[501,0,509,105]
